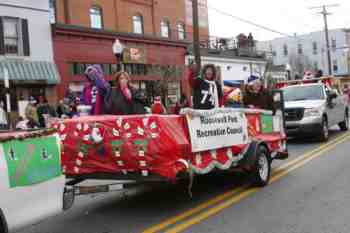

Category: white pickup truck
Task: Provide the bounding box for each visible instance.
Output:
[0,130,73,233]
[282,82,349,141]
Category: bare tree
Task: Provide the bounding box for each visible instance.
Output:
[288,52,313,77]
[153,65,179,108]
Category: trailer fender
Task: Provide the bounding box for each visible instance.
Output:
[239,141,270,170]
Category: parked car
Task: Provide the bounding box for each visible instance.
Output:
[282,83,349,141]
[0,130,73,233]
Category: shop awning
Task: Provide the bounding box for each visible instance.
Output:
[0,60,61,85]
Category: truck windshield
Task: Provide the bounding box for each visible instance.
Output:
[283,85,324,101]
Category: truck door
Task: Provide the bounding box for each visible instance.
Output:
[0,132,66,233]
[326,88,341,126]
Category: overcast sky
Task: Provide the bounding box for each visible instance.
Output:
[208,0,350,41]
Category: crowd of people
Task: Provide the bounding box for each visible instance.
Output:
[2,62,349,131]
[10,63,287,130]
[187,62,275,112]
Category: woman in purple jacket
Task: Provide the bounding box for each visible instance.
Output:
[80,65,110,115]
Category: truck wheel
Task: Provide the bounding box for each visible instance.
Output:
[339,111,349,131]
[319,117,329,142]
[251,146,271,187]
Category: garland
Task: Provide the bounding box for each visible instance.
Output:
[180,108,273,118]
[0,128,57,143]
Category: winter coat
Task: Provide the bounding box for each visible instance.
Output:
[37,103,56,128]
[188,70,223,110]
[25,104,39,124]
[104,87,146,115]
[81,76,110,115]
[243,87,275,112]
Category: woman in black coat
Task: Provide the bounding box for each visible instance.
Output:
[104,72,146,115]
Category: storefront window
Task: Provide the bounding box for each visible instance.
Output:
[69,63,182,79]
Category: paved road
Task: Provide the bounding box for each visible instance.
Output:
[20,129,350,233]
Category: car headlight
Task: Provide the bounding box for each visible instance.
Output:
[304,108,322,118]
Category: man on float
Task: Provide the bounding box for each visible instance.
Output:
[243,75,275,113]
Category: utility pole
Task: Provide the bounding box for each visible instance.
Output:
[310,4,339,76]
[192,0,201,68]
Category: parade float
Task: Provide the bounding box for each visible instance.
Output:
[53,104,288,189]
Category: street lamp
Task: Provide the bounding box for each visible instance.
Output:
[112,39,124,71]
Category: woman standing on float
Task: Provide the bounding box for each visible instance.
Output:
[188,64,223,110]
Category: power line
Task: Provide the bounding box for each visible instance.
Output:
[207,4,295,38]
[206,4,342,52]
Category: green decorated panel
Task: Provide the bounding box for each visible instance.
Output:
[3,136,61,188]
[261,114,274,134]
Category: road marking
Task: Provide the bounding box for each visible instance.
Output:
[164,133,350,233]
[142,186,248,233]
[142,132,350,233]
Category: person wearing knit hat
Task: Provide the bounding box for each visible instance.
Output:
[80,64,110,115]
[243,75,275,113]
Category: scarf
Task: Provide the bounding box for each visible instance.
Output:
[204,79,219,108]
[121,87,132,101]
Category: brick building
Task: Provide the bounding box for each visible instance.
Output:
[50,0,209,104]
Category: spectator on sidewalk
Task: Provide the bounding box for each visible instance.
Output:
[56,99,70,118]
[151,96,166,114]
[343,84,350,105]
[0,102,8,130]
[37,96,56,128]
[25,97,39,128]
[173,94,190,114]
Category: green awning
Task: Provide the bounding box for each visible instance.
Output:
[0,60,61,85]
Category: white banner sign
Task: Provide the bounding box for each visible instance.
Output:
[186,109,249,152]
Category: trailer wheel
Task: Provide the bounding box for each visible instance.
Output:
[318,117,329,142]
[251,145,271,187]
[339,110,349,131]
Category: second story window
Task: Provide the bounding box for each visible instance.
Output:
[177,22,185,40]
[133,14,144,34]
[0,17,30,56]
[3,17,19,54]
[297,43,303,54]
[283,44,288,56]
[90,6,103,29]
[313,42,318,55]
[160,20,170,38]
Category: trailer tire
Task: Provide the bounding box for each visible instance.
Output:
[339,110,349,131]
[318,117,329,142]
[0,209,8,233]
[251,145,271,187]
